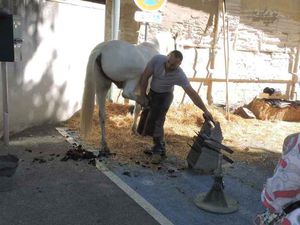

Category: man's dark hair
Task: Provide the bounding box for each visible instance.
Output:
[170,50,183,61]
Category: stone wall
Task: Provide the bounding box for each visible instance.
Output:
[104,0,140,43]
[106,0,300,106]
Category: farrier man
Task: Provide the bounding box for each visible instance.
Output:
[138,50,214,163]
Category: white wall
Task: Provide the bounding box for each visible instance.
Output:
[0,0,105,135]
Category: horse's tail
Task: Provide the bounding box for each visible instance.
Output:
[80,42,108,138]
[80,50,98,138]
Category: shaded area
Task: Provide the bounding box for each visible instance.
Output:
[169,0,218,14]
[0,0,106,135]
[167,0,300,51]
[108,154,266,225]
[229,146,280,172]
[0,1,71,134]
[169,0,300,22]
[0,124,160,225]
[241,0,300,22]
[83,0,106,4]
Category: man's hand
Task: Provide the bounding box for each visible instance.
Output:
[136,96,149,107]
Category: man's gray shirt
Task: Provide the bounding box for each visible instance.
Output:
[147,55,191,93]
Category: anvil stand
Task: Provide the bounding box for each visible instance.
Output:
[194,153,239,214]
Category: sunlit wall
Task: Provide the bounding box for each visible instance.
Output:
[0,0,105,135]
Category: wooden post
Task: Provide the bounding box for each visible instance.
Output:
[180,10,215,105]
[180,48,198,104]
[222,0,230,120]
[205,0,223,105]
[207,74,213,105]
[210,0,222,70]
[294,44,300,74]
[290,44,300,100]
[286,83,291,99]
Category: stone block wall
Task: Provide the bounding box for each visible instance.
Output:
[104,0,140,43]
[105,0,300,106]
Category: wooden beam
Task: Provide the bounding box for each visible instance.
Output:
[189,77,295,84]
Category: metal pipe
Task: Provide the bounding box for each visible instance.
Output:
[111,0,120,40]
[109,0,121,101]
[1,62,9,145]
[144,22,148,42]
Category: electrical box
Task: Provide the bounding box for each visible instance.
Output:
[0,10,14,62]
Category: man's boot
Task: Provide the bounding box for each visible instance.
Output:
[144,137,166,157]
[151,137,166,164]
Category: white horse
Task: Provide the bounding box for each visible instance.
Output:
[80,40,159,153]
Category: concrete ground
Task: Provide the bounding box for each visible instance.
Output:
[0,125,160,225]
[0,124,273,225]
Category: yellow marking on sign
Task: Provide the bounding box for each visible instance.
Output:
[134,0,167,12]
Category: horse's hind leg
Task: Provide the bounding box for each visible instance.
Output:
[122,78,139,101]
[95,75,112,153]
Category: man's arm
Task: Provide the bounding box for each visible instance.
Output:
[137,66,153,106]
[183,85,214,122]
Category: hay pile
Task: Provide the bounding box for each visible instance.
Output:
[65,102,300,170]
[66,103,203,164]
[248,99,300,122]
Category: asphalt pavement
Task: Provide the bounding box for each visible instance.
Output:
[0,124,273,225]
[0,125,160,225]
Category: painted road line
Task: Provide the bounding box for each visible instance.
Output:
[56,127,174,225]
[96,160,175,225]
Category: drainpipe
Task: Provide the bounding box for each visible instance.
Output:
[111,0,120,40]
[1,62,9,145]
[108,0,121,101]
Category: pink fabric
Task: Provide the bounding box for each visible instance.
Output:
[281,218,291,225]
[261,133,300,224]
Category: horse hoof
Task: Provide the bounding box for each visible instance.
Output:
[131,130,139,136]
[98,146,111,157]
[98,150,110,157]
